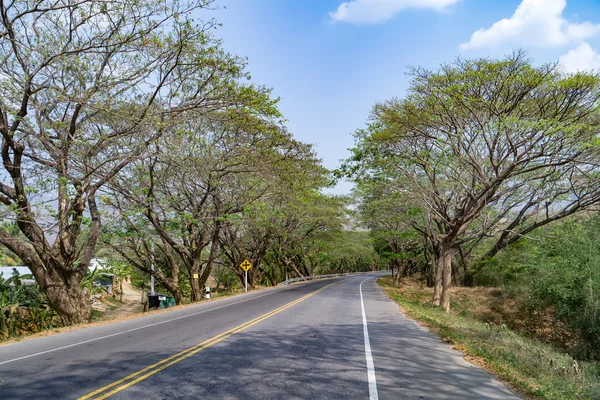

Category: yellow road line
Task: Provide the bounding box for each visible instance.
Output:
[79,282,335,400]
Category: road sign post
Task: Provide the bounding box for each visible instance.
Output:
[240,259,253,292]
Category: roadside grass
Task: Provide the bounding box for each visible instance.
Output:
[378,276,600,400]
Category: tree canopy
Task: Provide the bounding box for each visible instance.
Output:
[346,51,600,311]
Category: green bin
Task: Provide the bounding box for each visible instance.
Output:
[155,294,176,309]
[165,296,176,308]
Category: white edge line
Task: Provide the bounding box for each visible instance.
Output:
[0,281,316,366]
[360,277,379,400]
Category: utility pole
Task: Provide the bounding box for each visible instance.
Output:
[150,241,155,295]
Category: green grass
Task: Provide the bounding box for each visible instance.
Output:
[378,278,600,400]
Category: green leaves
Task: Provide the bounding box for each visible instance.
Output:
[0,269,59,339]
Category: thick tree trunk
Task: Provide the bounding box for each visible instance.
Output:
[45,282,92,325]
[394,259,403,284]
[0,237,93,325]
[155,271,185,305]
[189,266,202,303]
[424,240,437,288]
[172,290,185,306]
[439,248,456,312]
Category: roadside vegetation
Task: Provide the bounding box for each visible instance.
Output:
[0,269,61,339]
[379,276,600,400]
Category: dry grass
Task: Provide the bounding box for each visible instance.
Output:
[387,276,579,351]
[379,276,600,400]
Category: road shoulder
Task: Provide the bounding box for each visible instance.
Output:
[377,276,600,400]
[364,276,520,399]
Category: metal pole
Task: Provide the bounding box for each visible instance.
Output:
[245,270,248,293]
[150,241,155,295]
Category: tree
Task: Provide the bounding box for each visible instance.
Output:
[347,52,600,311]
[106,108,316,301]
[0,0,254,324]
[104,260,131,303]
[258,191,348,283]
[353,180,424,284]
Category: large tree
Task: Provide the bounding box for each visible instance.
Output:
[106,110,316,301]
[0,0,249,324]
[347,52,600,311]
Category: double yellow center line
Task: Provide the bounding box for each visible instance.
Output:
[78,282,336,400]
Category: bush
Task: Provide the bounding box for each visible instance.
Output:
[213,265,237,292]
[477,217,600,360]
[0,269,60,339]
[525,219,600,360]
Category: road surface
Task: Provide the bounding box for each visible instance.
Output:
[0,275,519,399]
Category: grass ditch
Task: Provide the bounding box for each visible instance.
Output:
[378,276,600,400]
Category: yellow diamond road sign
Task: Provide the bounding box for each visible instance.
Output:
[240,259,252,272]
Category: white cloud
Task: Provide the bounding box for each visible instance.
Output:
[559,42,600,72]
[460,0,600,51]
[329,0,458,25]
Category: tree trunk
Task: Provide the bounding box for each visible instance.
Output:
[439,248,456,312]
[155,271,185,305]
[463,262,474,287]
[451,257,461,286]
[432,256,443,306]
[189,266,202,303]
[394,259,403,284]
[45,282,92,325]
[400,259,408,284]
[1,241,93,325]
[424,240,437,288]
[459,246,474,287]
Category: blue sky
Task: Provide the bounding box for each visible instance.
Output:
[208,0,600,194]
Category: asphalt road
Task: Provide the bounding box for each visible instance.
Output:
[0,275,519,399]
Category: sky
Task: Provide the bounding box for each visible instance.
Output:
[206,0,600,194]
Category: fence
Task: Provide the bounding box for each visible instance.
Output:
[277,271,383,286]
